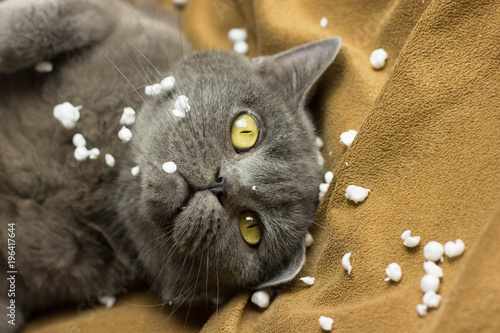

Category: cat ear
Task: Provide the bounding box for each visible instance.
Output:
[0,0,117,73]
[255,245,306,289]
[253,37,341,107]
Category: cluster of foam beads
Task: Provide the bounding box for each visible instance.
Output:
[118,106,136,144]
[384,234,465,317]
[172,95,191,118]
[53,99,134,168]
[319,171,333,200]
[72,133,100,162]
[315,136,325,167]
[340,129,357,148]
[228,28,248,55]
[145,76,175,96]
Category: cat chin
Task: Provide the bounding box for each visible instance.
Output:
[170,191,227,254]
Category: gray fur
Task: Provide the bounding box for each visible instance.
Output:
[0,0,341,331]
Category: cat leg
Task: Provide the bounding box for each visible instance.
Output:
[0,0,119,73]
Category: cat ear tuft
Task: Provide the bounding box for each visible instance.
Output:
[254,37,341,107]
[255,245,306,289]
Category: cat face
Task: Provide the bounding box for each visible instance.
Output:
[128,40,341,303]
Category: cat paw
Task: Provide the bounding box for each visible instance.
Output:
[0,0,117,73]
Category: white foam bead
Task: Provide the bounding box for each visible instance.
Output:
[444,239,465,258]
[228,28,247,43]
[305,232,314,247]
[105,154,115,167]
[88,148,100,160]
[401,230,411,240]
[317,151,325,166]
[423,241,444,262]
[53,102,80,129]
[340,129,357,147]
[72,133,86,147]
[35,61,53,73]
[320,17,328,29]
[416,304,428,317]
[251,185,257,191]
[131,165,140,176]
[162,161,177,174]
[319,183,329,194]
[233,41,249,55]
[174,95,191,112]
[160,76,175,92]
[172,0,187,6]
[97,295,116,309]
[384,263,402,282]
[299,277,315,285]
[422,291,442,308]
[404,235,421,248]
[420,274,440,293]
[370,48,388,70]
[324,171,333,184]
[74,147,90,161]
[145,83,162,96]
[345,185,371,203]
[251,290,270,309]
[423,261,443,278]
[118,126,132,143]
[315,136,324,148]
[172,109,186,118]
[319,316,334,331]
[342,252,352,275]
[120,107,136,126]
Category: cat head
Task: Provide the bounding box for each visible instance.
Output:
[127,37,341,303]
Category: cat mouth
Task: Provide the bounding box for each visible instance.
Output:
[174,174,226,213]
[175,175,193,213]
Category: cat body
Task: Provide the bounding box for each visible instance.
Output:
[0,0,341,331]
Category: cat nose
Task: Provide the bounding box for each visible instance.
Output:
[208,172,226,204]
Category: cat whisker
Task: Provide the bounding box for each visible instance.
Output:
[118,1,169,77]
[144,227,190,300]
[184,249,205,326]
[93,42,147,105]
[125,51,154,89]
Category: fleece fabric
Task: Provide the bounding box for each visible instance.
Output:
[24,0,500,332]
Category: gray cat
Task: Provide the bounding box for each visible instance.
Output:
[0,0,341,331]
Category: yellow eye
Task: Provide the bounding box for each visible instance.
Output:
[239,212,261,246]
[231,113,259,152]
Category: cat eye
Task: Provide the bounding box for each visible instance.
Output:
[231,113,259,152]
[239,212,261,246]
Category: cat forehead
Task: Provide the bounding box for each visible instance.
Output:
[174,50,254,75]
